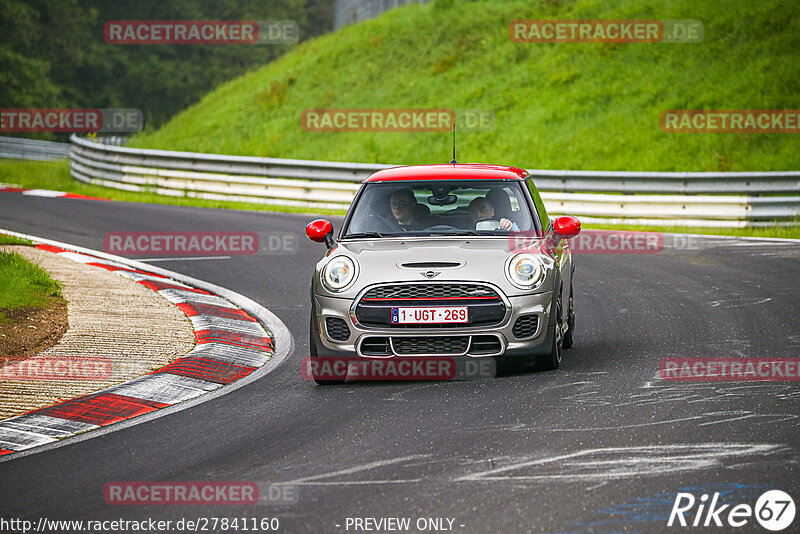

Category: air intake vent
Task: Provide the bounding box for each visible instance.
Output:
[512,315,538,339]
[401,262,462,269]
[469,335,502,355]
[392,336,469,355]
[325,318,350,341]
[361,336,391,356]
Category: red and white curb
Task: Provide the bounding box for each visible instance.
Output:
[0,236,286,458]
[0,184,110,201]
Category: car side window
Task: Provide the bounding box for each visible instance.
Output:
[526,178,549,230]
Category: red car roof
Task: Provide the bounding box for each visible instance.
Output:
[364,164,528,182]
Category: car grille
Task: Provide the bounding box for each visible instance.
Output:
[512,315,538,339]
[356,283,506,328]
[359,335,503,357]
[325,318,351,341]
[362,283,500,300]
[393,336,469,355]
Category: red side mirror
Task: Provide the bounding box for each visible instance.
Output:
[306,219,334,246]
[553,216,581,239]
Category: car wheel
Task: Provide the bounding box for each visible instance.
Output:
[562,281,575,350]
[538,292,564,371]
[309,312,346,385]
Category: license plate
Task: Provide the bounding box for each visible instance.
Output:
[391,307,468,324]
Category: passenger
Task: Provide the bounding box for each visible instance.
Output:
[390,189,428,231]
[469,197,519,231]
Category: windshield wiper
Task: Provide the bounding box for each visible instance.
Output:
[343,232,387,239]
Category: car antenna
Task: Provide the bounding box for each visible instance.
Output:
[449,124,458,164]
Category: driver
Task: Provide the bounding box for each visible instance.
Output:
[390,189,428,231]
[469,197,518,231]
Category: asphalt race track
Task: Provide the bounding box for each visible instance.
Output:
[1,194,799,533]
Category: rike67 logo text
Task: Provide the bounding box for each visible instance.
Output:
[669,490,795,531]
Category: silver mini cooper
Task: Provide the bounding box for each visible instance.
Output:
[306,163,581,384]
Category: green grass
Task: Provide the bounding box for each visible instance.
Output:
[0,250,62,322]
[129,0,800,171]
[0,234,33,246]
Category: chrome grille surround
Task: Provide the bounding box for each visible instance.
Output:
[361,283,500,300]
[350,281,511,330]
[356,333,505,357]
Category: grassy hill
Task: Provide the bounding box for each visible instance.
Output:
[130,0,800,171]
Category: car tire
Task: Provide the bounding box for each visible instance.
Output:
[537,292,563,371]
[563,280,575,350]
[309,313,346,385]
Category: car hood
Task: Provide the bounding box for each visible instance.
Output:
[314,237,555,298]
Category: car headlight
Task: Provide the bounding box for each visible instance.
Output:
[505,253,546,289]
[321,256,358,292]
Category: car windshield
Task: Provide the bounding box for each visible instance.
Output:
[343,180,535,238]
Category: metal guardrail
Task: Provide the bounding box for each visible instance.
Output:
[0,136,70,161]
[68,134,800,226]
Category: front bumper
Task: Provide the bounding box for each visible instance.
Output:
[312,290,555,358]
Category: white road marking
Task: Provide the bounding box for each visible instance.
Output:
[0,427,59,450]
[114,270,190,285]
[697,411,799,427]
[285,454,431,485]
[21,189,66,197]
[189,315,267,336]
[279,479,423,486]
[705,297,772,308]
[454,443,782,482]
[104,371,221,405]
[137,256,232,262]
[57,251,128,267]
[186,343,271,367]
[0,414,97,438]
[157,288,233,307]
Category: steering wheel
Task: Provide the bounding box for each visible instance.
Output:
[475,219,502,231]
